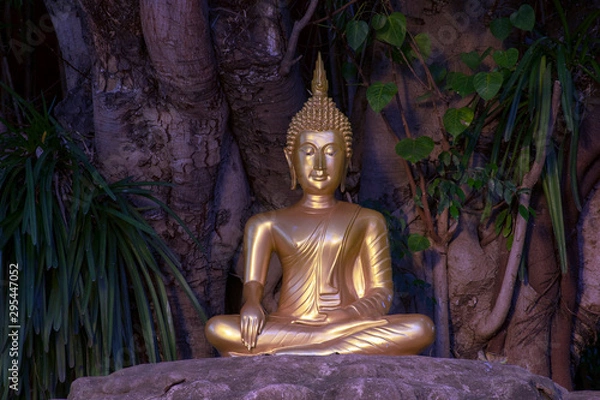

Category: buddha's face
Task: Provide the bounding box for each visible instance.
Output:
[290,130,347,195]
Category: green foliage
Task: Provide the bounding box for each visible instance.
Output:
[446,72,475,98]
[428,178,466,219]
[460,51,484,71]
[411,33,431,60]
[510,4,535,32]
[407,234,430,252]
[473,71,503,100]
[442,107,474,137]
[338,2,597,275]
[0,91,206,399]
[362,200,431,262]
[490,17,512,40]
[395,137,434,163]
[366,81,398,113]
[346,20,369,51]
[493,48,519,69]
[374,12,406,47]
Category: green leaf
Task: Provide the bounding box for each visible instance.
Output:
[449,204,459,219]
[495,208,509,235]
[493,48,519,69]
[429,63,447,84]
[371,13,387,30]
[490,17,512,40]
[395,136,435,163]
[366,81,398,113]
[412,33,431,59]
[510,4,535,31]
[473,71,503,101]
[446,72,475,97]
[376,12,406,47]
[502,213,513,237]
[443,107,474,137]
[346,20,369,51]
[407,233,430,252]
[460,51,482,70]
[518,204,530,221]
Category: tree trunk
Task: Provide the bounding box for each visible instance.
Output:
[72,0,233,357]
[210,0,306,211]
[35,0,600,386]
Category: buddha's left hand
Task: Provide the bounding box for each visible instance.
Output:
[293,308,359,326]
[324,308,360,324]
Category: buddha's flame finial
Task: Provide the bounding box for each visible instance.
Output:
[311,52,328,98]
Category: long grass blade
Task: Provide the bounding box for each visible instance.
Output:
[24,158,38,245]
[557,46,583,211]
[542,147,568,273]
[116,234,158,363]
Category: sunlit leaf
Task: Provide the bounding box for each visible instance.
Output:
[443,107,475,137]
[395,136,435,163]
[375,12,406,47]
[407,233,430,252]
[493,48,519,69]
[412,33,431,59]
[366,81,398,113]
[473,71,503,101]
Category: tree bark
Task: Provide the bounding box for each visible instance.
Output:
[210,0,306,211]
[74,0,233,357]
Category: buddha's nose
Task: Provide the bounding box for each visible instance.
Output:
[315,151,326,172]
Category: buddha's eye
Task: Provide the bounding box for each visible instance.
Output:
[324,145,338,156]
[301,146,314,156]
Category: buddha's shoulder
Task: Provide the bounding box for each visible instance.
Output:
[334,202,386,227]
[354,204,387,226]
[244,209,279,229]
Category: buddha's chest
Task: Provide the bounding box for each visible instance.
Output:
[271,217,344,254]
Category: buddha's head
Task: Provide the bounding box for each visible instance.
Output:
[285,54,353,193]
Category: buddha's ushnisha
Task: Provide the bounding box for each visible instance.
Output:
[205,54,435,356]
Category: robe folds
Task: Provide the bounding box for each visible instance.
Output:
[205,202,435,356]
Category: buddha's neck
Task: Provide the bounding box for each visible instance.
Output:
[298,194,338,211]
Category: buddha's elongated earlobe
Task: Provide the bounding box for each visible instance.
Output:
[284,149,297,190]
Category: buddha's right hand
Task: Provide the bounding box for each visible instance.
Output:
[240,281,266,350]
[240,300,265,350]
[240,302,265,350]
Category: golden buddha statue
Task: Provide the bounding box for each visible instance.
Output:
[205,54,435,356]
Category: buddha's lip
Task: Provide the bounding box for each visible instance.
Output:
[310,174,328,181]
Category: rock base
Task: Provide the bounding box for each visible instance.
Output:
[67,354,593,399]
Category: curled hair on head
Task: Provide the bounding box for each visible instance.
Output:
[285,53,353,159]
